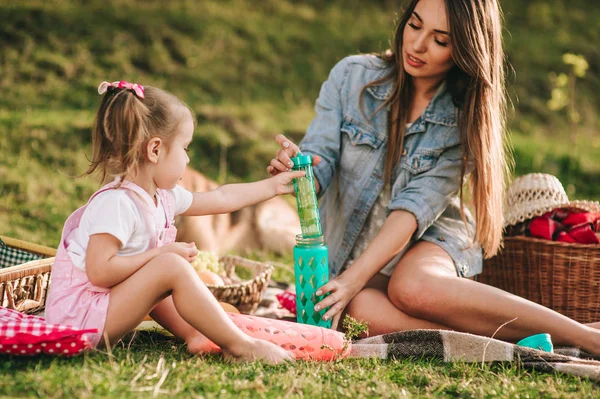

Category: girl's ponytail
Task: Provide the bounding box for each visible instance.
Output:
[85,81,192,182]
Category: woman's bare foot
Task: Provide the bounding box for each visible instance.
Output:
[576,326,600,356]
[585,321,600,330]
[224,338,295,365]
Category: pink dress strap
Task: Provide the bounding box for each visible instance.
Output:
[156,189,177,245]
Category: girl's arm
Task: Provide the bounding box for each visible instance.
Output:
[85,234,197,288]
[181,171,305,217]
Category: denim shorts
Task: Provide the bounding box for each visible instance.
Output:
[379,200,483,278]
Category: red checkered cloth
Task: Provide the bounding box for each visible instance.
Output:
[0,307,96,356]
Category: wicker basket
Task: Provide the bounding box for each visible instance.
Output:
[206,255,274,314]
[479,236,600,323]
[0,242,272,315]
[0,235,56,315]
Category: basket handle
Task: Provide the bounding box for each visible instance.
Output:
[5,280,43,313]
[224,262,237,276]
[5,283,17,310]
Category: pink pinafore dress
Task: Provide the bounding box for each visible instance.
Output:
[45,180,178,347]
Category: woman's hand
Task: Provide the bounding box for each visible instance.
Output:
[313,273,365,330]
[160,242,198,262]
[267,134,322,176]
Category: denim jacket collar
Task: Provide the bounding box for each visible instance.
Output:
[366,74,458,133]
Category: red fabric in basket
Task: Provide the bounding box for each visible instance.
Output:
[528,210,600,244]
[0,307,96,356]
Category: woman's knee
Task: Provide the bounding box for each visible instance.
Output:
[387,268,443,318]
[386,242,458,318]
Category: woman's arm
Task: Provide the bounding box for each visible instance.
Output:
[316,146,465,326]
[86,234,197,288]
[268,57,349,196]
[314,210,417,325]
[269,135,322,194]
[388,145,464,240]
[340,210,416,286]
[181,171,304,217]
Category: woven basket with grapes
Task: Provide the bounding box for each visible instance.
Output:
[190,251,273,314]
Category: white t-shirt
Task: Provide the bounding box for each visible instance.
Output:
[66,185,193,271]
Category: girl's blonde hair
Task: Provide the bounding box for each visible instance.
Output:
[85,85,193,182]
[361,0,511,258]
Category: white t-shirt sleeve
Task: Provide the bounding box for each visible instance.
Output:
[84,190,138,248]
[170,185,193,216]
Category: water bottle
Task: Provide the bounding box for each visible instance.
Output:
[291,154,331,328]
[294,234,331,328]
[291,154,322,238]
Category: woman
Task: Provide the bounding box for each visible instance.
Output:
[268,0,600,354]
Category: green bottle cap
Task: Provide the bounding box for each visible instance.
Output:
[292,154,313,168]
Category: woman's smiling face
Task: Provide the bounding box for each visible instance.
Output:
[402,0,455,82]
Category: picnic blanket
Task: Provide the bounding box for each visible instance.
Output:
[349,329,600,380]
[261,284,600,380]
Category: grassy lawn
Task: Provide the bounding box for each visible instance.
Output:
[2,331,599,398]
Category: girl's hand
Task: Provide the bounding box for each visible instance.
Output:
[314,273,364,330]
[267,134,322,176]
[271,170,307,195]
[160,242,198,262]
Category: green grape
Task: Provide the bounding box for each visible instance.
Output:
[190,251,224,274]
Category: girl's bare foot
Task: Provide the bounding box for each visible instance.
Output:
[224,338,295,365]
[186,334,219,354]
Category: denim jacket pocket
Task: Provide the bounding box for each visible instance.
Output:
[339,117,384,178]
[402,148,441,175]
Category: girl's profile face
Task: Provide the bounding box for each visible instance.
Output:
[402,0,454,83]
[155,114,193,190]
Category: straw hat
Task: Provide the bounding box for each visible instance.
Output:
[504,173,600,227]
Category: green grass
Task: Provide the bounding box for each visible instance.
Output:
[1,332,599,398]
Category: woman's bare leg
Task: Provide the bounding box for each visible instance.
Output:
[101,253,294,364]
[345,273,448,337]
[385,241,600,354]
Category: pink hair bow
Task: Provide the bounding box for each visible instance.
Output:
[97,80,145,99]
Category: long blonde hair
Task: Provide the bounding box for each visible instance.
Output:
[85,85,193,182]
[361,0,511,258]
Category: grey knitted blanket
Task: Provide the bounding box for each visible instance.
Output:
[349,329,600,380]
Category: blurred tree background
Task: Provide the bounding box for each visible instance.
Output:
[0,0,599,246]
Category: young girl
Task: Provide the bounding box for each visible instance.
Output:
[45,80,302,364]
[268,0,600,355]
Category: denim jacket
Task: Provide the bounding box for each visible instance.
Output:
[300,55,482,278]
